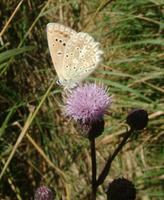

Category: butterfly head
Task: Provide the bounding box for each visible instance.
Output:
[56,79,62,86]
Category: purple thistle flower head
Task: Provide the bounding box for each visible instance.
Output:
[34,186,54,200]
[65,83,111,123]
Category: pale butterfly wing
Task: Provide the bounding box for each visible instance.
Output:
[47,23,103,89]
[46,23,76,80]
[62,32,103,88]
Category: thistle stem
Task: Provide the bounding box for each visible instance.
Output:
[96,128,133,187]
[90,138,97,200]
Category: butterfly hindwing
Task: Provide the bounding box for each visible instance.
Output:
[62,32,103,85]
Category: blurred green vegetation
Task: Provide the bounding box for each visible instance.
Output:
[0,0,163,199]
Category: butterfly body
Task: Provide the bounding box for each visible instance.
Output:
[47,23,103,89]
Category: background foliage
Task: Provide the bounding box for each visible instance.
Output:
[0,0,163,199]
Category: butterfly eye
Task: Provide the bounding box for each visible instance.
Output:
[63,43,66,46]
[55,39,58,41]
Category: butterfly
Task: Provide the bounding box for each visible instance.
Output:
[46,23,103,89]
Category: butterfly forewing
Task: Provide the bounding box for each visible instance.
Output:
[62,32,103,85]
[47,23,76,80]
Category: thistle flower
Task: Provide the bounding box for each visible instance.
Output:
[34,186,54,200]
[65,83,111,123]
[106,178,136,200]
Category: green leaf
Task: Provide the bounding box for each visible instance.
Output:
[0,46,34,64]
[109,39,164,49]
[0,106,17,138]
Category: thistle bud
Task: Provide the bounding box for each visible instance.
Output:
[106,177,136,200]
[126,109,148,130]
[76,119,105,139]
